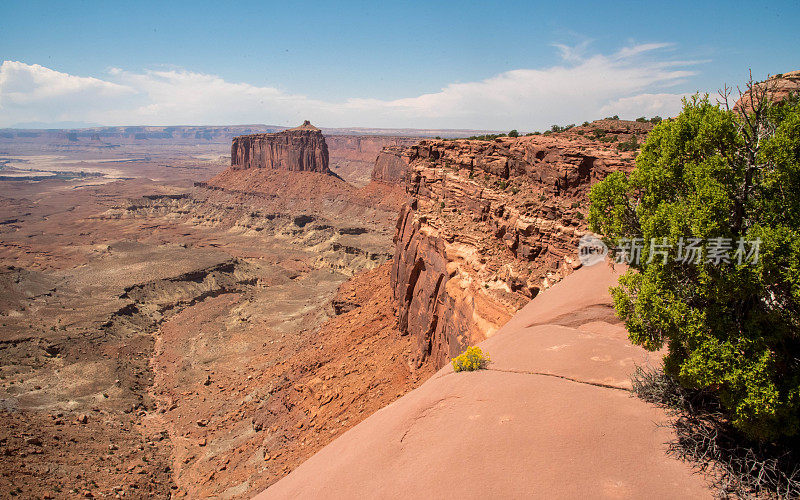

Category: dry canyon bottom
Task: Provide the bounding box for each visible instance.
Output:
[0,129,434,498]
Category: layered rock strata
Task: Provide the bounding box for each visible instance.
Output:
[230,120,330,173]
[370,146,411,185]
[325,135,418,186]
[391,123,649,367]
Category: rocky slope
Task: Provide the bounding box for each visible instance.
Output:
[327,136,418,186]
[230,121,331,173]
[391,121,651,367]
[260,262,713,498]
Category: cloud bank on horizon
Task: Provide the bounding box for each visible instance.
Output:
[0,43,701,130]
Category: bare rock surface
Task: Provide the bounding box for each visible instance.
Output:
[260,262,713,499]
[734,70,800,114]
[230,121,331,173]
[328,136,418,187]
[370,145,411,185]
[391,123,649,367]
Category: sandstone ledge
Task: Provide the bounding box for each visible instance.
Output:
[259,263,713,499]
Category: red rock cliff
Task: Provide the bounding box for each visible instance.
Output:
[370,146,411,184]
[230,120,330,173]
[326,136,418,186]
[391,122,649,368]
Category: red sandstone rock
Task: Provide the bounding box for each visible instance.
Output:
[734,70,800,115]
[259,263,713,499]
[230,120,331,173]
[391,130,644,368]
[370,145,411,185]
[327,135,418,186]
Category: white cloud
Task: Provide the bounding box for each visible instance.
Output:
[552,40,593,63]
[599,92,692,119]
[0,43,703,129]
[0,61,132,103]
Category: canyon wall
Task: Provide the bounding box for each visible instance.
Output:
[390,122,650,367]
[230,121,331,173]
[370,146,411,185]
[327,136,418,186]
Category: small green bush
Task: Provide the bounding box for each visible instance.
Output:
[550,124,573,133]
[452,346,491,372]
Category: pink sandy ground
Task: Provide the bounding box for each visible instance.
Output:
[257,262,713,499]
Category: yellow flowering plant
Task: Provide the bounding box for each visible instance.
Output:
[451,346,491,372]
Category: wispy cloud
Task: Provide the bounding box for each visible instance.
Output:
[614,42,674,59]
[0,43,704,129]
[551,40,594,63]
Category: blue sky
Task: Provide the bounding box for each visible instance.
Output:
[1,0,798,129]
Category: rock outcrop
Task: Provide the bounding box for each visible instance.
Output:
[370,146,411,185]
[230,120,331,173]
[391,122,649,367]
[734,70,800,115]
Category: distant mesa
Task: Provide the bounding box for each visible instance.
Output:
[230,120,331,174]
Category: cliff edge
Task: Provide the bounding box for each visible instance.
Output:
[391,122,649,368]
[258,262,713,498]
[734,70,800,115]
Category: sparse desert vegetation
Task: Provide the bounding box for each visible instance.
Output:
[451,346,491,372]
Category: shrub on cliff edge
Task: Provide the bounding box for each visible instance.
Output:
[452,346,491,372]
[589,84,800,443]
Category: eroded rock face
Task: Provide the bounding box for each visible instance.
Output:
[391,123,648,368]
[230,121,330,173]
[392,202,512,367]
[371,146,411,185]
[734,70,800,115]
